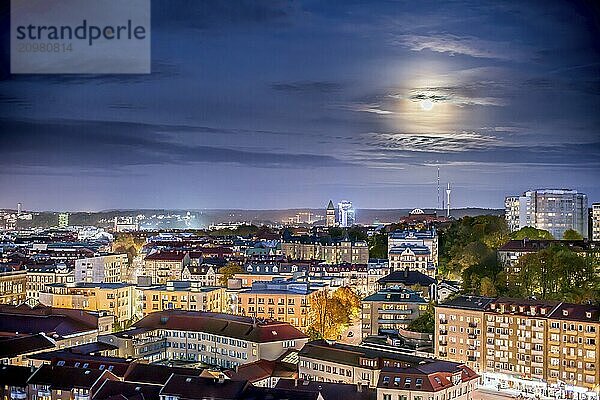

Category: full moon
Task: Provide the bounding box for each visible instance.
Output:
[420,99,434,111]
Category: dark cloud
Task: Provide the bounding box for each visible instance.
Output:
[271,81,344,94]
[0,119,349,169]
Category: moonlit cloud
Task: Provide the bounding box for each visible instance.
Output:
[393,33,527,61]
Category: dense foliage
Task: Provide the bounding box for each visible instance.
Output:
[508,245,599,302]
[438,215,508,295]
[218,262,244,286]
[368,233,388,259]
[308,287,361,340]
[407,303,435,334]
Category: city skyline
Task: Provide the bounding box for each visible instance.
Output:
[1,0,599,210]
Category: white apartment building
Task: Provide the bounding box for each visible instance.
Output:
[505,189,588,239]
[74,253,128,284]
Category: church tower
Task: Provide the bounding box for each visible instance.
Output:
[326,200,336,227]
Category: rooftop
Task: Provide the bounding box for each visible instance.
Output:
[133,310,308,343]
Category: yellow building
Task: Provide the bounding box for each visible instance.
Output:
[0,268,27,305]
[137,281,225,316]
[39,282,136,324]
[234,281,316,331]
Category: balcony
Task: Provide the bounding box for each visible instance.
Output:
[467,356,477,362]
[439,319,448,325]
[379,308,412,315]
[438,352,448,357]
[468,333,477,339]
[468,322,478,328]
[74,394,90,400]
[439,329,448,335]
[38,389,51,397]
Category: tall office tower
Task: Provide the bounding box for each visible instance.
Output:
[504,189,588,239]
[592,203,600,241]
[326,200,336,227]
[337,200,355,227]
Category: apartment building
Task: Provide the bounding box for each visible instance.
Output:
[25,263,73,301]
[298,340,453,389]
[505,189,589,239]
[281,237,369,264]
[0,267,27,305]
[137,280,225,316]
[376,362,479,400]
[435,296,491,373]
[361,288,427,337]
[234,280,316,331]
[39,282,136,323]
[103,310,308,369]
[74,254,128,284]
[435,296,600,398]
[142,251,190,284]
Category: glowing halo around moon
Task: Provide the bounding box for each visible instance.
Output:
[419,99,434,111]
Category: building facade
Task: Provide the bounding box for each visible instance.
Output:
[0,268,27,305]
[25,263,74,301]
[281,239,369,264]
[592,203,600,241]
[361,288,427,337]
[102,310,309,369]
[435,296,600,398]
[505,189,589,239]
[74,254,128,284]
[138,281,225,316]
[234,280,316,331]
[39,282,136,323]
[326,200,336,227]
[388,230,438,276]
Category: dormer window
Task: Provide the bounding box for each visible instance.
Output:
[586,311,592,319]
[563,310,569,317]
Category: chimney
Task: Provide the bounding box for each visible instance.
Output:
[294,379,298,387]
[218,374,225,384]
[357,382,363,393]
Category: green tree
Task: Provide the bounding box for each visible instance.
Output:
[510,226,554,240]
[218,262,244,286]
[562,229,583,240]
[368,233,388,259]
[407,304,434,334]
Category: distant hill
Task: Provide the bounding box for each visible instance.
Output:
[3,207,503,229]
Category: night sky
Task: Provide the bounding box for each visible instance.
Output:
[1,0,599,211]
